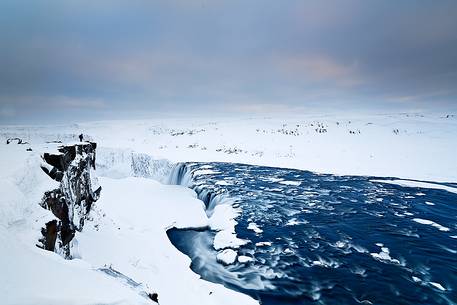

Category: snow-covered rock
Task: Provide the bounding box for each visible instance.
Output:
[38,142,102,258]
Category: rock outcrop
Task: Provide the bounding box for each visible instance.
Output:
[38,142,101,258]
[6,137,28,144]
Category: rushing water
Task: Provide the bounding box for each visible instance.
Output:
[167,162,457,305]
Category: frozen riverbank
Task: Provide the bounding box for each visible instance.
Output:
[0,142,258,305]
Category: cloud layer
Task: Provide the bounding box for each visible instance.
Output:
[1,0,457,123]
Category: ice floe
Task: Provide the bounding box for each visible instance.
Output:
[216,249,238,265]
[247,222,263,234]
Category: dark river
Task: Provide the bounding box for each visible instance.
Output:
[167,162,457,305]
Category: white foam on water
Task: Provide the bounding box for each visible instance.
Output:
[438,244,457,254]
[311,256,341,268]
[334,241,346,248]
[429,282,446,291]
[199,165,213,169]
[412,218,450,232]
[264,187,283,192]
[193,169,221,176]
[351,266,367,277]
[349,243,369,253]
[370,245,400,265]
[283,248,294,254]
[265,177,284,183]
[215,180,232,186]
[425,201,435,205]
[371,179,457,195]
[279,180,301,186]
[285,218,309,226]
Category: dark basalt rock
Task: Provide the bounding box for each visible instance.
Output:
[38,220,58,251]
[42,153,66,172]
[38,142,101,258]
[6,137,28,145]
[147,292,159,303]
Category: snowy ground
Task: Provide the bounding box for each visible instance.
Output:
[0,111,456,304]
[3,112,455,181]
[0,143,257,305]
[81,112,457,182]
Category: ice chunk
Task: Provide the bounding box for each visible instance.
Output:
[238,256,254,263]
[213,230,249,250]
[247,222,263,234]
[216,249,237,265]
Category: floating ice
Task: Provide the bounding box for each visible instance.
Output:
[216,249,238,265]
[238,256,254,263]
[214,230,249,250]
[247,222,263,234]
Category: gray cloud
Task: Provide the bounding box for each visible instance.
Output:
[1,0,456,123]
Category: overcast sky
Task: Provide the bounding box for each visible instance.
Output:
[1,0,457,123]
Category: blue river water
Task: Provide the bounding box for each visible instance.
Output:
[167,162,457,305]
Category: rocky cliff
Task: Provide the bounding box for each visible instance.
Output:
[38,142,102,258]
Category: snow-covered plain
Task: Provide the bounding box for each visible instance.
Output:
[0,111,456,305]
[2,112,457,181]
[80,112,457,182]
